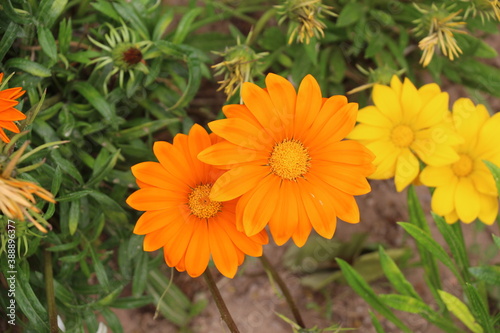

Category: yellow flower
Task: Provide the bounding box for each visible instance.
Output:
[420,98,500,224]
[348,75,462,192]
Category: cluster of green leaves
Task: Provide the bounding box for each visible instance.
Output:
[0,0,217,331]
[339,183,500,332]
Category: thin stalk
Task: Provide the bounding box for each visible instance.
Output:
[259,254,305,328]
[44,247,58,333]
[203,269,240,333]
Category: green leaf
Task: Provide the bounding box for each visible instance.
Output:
[173,7,203,44]
[464,283,495,333]
[152,9,174,41]
[379,246,421,300]
[73,81,117,128]
[336,3,363,27]
[91,0,121,22]
[56,190,92,202]
[37,0,68,28]
[86,149,121,187]
[100,308,123,333]
[68,199,80,235]
[493,234,500,249]
[5,58,52,77]
[89,246,111,292]
[50,149,84,184]
[438,290,484,333]
[116,118,179,140]
[132,251,149,296]
[37,26,58,60]
[0,22,23,63]
[58,18,72,55]
[483,160,500,195]
[112,2,149,39]
[379,294,431,314]
[336,259,412,332]
[398,222,461,280]
[469,266,500,285]
[1,0,31,24]
[370,311,386,333]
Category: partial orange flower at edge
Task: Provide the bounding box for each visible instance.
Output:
[198,73,375,247]
[126,124,268,278]
[0,73,26,143]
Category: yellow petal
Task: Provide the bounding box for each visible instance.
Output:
[372,84,402,124]
[394,149,419,192]
[431,178,458,216]
[420,165,454,187]
[452,98,489,150]
[389,75,402,96]
[415,92,449,129]
[477,193,498,225]
[455,177,480,223]
[356,105,393,128]
[417,83,441,106]
[401,78,421,123]
[366,140,399,179]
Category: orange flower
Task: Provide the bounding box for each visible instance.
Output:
[198,73,375,247]
[126,124,268,278]
[0,73,26,143]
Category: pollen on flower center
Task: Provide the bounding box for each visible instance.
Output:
[269,139,311,180]
[188,184,222,219]
[452,154,473,177]
[391,125,415,148]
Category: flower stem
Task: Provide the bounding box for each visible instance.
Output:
[44,247,58,333]
[259,253,305,328]
[203,269,240,333]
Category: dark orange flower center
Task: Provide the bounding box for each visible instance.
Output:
[452,154,473,177]
[188,184,222,219]
[391,125,414,148]
[269,139,311,180]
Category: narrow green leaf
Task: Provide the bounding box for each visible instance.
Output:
[1,0,31,24]
[398,222,461,280]
[68,199,80,235]
[336,3,363,27]
[336,259,412,332]
[370,311,386,333]
[379,294,431,314]
[379,246,421,300]
[116,118,179,140]
[58,18,72,55]
[56,190,92,202]
[73,81,117,127]
[86,149,121,187]
[493,234,500,249]
[438,290,484,333]
[483,160,500,195]
[469,266,500,285]
[172,7,203,44]
[5,58,52,77]
[0,22,22,63]
[50,150,84,184]
[89,246,111,292]
[37,26,58,60]
[100,308,123,333]
[132,251,149,297]
[37,0,68,28]
[97,286,124,306]
[464,283,495,333]
[47,238,81,252]
[112,2,149,39]
[91,0,121,22]
[152,9,174,41]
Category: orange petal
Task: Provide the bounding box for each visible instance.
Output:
[126,187,185,211]
[133,209,178,235]
[291,196,312,247]
[0,120,20,133]
[312,140,375,166]
[328,186,360,224]
[208,218,239,278]
[198,140,268,166]
[153,141,196,186]
[131,162,189,191]
[208,118,272,150]
[239,175,281,236]
[268,181,299,245]
[266,73,297,137]
[143,220,184,251]
[294,75,323,137]
[312,162,371,195]
[184,219,211,277]
[0,128,9,143]
[163,216,196,267]
[217,212,263,257]
[0,99,19,113]
[210,165,269,201]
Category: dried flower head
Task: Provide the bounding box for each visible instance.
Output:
[463,0,500,22]
[276,0,336,44]
[88,23,151,92]
[414,4,467,67]
[212,42,268,100]
[0,141,55,233]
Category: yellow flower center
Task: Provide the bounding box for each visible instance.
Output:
[452,154,473,177]
[187,184,222,219]
[269,139,311,180]
[391,125,415,148]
